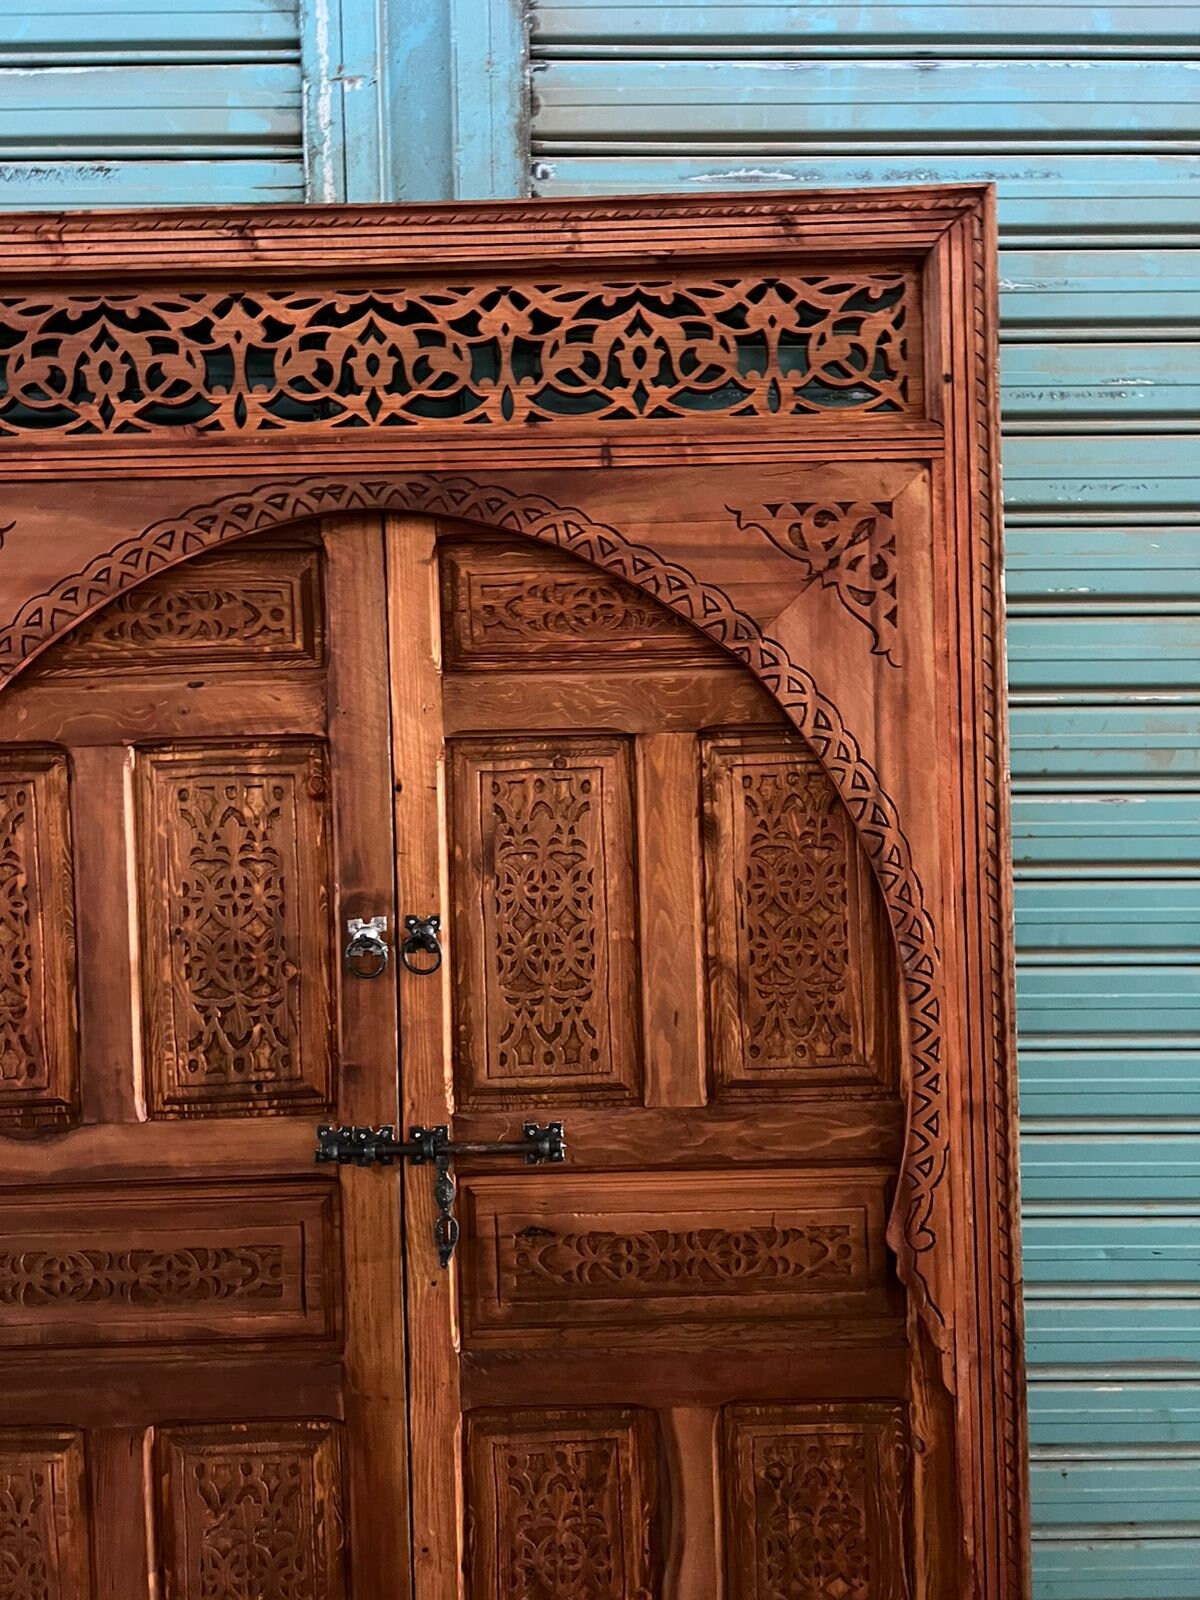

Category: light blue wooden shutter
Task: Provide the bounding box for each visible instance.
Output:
[0,1,304,208]
[531,7,1200,1598]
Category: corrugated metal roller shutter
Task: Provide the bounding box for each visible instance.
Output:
[0,1,305,208]
[531,6,1200,1597]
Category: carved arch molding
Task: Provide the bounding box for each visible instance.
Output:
[0,191,1025,1597]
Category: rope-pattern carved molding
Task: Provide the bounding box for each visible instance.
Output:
[0,473,949,1344]
[0,273,914,440]
[729,499,900,666]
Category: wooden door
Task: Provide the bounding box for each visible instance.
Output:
[391,517,920,1600]
[0,518,410,1597]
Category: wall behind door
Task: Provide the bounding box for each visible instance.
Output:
[2,2,1197,1596]
[530,15,1200,1594]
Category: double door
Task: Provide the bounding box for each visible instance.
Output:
[1,510,913,1598]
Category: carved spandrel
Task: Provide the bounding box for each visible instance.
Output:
[727,499,900,665]
[461,1173,890,1343]
[466,1409,657,1600]
[0,1429,91,1600]
[0,1182,338,1348]
[0,272,917,440]
[0,750,77,1129]
[450,737,641,1107]
[723,1403,911,1600]
[440,538,722,670]
[703,734,894,1100]
[37,541,325,677]
[136,743,334,1117]
[156,1422,347,1600]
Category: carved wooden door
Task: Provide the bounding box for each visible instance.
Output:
[391,516,919,1600]
[0,518,410,1597]
[0,188,1026,1600]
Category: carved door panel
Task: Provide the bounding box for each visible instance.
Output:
[0,518,409,1598]
[393,518,915,1600]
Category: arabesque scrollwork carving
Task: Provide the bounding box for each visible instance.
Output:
[0,274,913,438]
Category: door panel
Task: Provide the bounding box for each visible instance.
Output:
[0,519,409,1598]
[398,519,911,1600]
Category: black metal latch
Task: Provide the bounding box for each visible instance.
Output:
[314,1121,566,1267]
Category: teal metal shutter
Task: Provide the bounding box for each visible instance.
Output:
[0,1,305,208]
[530,7,1200,1598]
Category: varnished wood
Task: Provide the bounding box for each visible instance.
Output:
[386,515,464,1600]
[323,519,412,1597]
[0,518,410,1599]
[0,190,1025,1600]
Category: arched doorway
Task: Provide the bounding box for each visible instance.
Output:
[1,506,945,1597]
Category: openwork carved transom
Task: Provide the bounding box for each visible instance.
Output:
[0,272,915,438]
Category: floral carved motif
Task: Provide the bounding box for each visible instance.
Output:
[730,499,899,665]
[0,754,76,1128]
[724,1405,910,1600]
[739,755,857,1067]
[453,737,639,1105]
[138,744,333,1117]
[0,1432,90,1600]
[704,738,889,1099]
[0,780,38,1095]
[0,1246,284,1309]
[41,544,323,676]
[490,767,602,1080]
[512,1224,857,1294]
[441,542,715,669]
[467,1411,656,1600]
[757,1434,871,1598]
[0,274,912,439]
[158,1424,346,1600]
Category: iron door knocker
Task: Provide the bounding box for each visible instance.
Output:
[344,916,390,979]
[401,913,442,975]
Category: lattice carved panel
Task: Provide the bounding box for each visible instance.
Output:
[38,538,324,677]
[0,1182,338,1348]
[440,538,723,670]
[723,1403,911,1600]
[156,1422,347,1600]
[0,1429,91,1600]
[0,271,917,441]
[461,1172,890,1345]
[0,750,77,1130]
[450,736,641,1107]
[465,1409,658,1600]
[703,733,895,1100]
[136,743,334,1117]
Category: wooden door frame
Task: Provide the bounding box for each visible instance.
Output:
[0,188,1025,1597]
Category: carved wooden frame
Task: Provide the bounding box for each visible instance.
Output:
[0,189,1025,1597]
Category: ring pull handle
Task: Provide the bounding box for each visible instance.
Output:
[344,916,390,980]
[401,913,443,975]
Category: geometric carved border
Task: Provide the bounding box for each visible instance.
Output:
[0,473,949,1349]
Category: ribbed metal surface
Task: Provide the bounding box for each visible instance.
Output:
[0,2,304,208]
[531,4,1200,1594]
